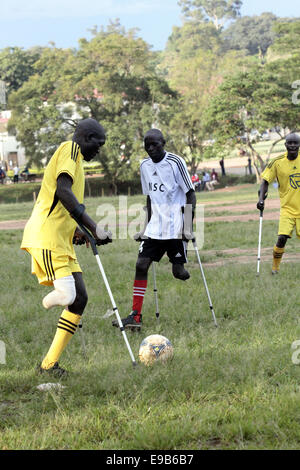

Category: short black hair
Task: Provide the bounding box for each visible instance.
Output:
[74,118,105,139]
[144,128,165,143]
[286,132,300,143]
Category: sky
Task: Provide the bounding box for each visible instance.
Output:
[0,0,299,52]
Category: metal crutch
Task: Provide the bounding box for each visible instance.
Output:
[78,318,87,359]
[79,224,137,367]
[152,262,160,321]
[256,209,263,276]
[192,238,218,327]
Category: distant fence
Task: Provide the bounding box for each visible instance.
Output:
[0,176,142,204]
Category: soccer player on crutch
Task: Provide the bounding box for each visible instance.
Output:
[112,128,195,331]
[257,133,300,275]
[21,118,112,377]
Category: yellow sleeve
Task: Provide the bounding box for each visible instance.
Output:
[56,141,81,182]
[261,159,277,184]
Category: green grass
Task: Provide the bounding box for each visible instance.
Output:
[1,188,300,450]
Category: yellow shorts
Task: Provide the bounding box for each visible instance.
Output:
[278,217,300,239]
[26,248,82,286]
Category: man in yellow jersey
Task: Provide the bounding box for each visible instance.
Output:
[21,118,112,376]
[257,133,300,274]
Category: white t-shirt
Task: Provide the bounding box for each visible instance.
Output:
[140,152,193,240]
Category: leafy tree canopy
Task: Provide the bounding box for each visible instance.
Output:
[8,23,176,188]
[222,12,278,56]
[0,47,42,108]
[178,0,242,30]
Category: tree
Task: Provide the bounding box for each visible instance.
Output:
[165,49,242,173]
[222,12,278,56]
[8,46,75,167]
[8,25,176,191]
[160,3,247,173]
[178,0,242,30]
[204,58,300,180]
[0,47,41,108]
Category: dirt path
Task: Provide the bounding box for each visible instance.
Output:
[0,186,284,268]
[0,206,280,231]
[0,192,281,230]
[0,219,28,230]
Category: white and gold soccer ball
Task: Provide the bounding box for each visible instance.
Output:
[138,334,173,366]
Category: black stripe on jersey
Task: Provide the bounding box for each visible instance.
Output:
[47,192,59,218]
[140,157,151,168]
[42,249,50,281]
[167,153,193,189]
[71,142,80,162]
[267,154,286,169]
[166,154,193,190]
[165,159,177,180]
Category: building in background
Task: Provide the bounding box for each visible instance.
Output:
[0,110,26,171]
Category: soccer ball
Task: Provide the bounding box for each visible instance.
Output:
[138,334,173,366]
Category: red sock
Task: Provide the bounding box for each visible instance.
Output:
[132,279,147,321]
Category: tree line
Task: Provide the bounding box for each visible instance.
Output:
[1,0,300,187]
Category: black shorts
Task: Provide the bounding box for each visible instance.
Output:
[138,239,187,264]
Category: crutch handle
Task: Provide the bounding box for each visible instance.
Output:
[78,223,98,256]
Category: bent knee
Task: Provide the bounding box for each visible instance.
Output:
[136,257,151,275]
[277,235,288,248]
[73,289,88,311]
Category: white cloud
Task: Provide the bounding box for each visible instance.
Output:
[1,0,177,20]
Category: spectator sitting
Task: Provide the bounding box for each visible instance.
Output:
[210,169,220,190]
[21,166,30,181]
[191,173,200,191]
[202,171,214,191]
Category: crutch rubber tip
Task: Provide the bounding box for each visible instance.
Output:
[132,361,138,367]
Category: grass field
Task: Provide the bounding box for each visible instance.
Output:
[1,184,300,450]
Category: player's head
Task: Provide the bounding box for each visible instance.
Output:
[144,129,166,163]
[285,133,300,159]
[73,118,106,161]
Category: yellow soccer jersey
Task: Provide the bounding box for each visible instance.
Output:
[261,152,300,218]
[21,141,85,257]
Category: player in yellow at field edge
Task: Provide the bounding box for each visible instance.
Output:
[257,133,300,274]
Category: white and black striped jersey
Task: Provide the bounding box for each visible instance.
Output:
[140,151,193,240]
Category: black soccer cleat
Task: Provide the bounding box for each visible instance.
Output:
[37,362,68,378]
[112,311,142,331]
